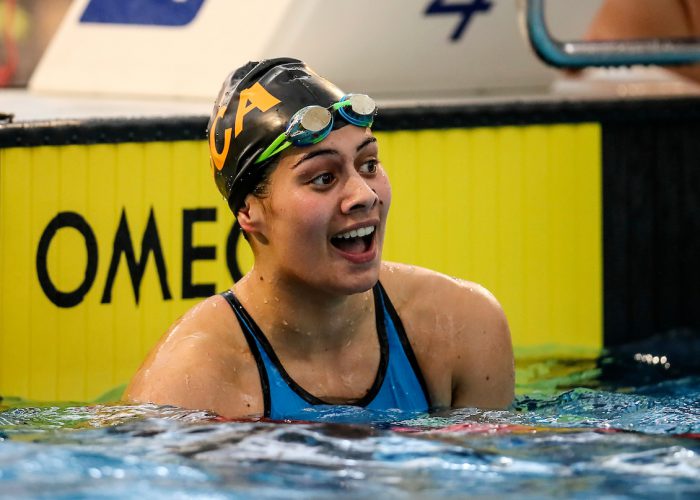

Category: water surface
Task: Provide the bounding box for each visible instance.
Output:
[1,355,698,499]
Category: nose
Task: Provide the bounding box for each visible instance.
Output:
[340,171,379,214]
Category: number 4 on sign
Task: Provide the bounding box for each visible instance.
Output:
[424,0,493,41]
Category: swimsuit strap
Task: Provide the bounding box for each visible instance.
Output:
[220,290,272,416]
[370,282,432,410]
[220,283,429,419]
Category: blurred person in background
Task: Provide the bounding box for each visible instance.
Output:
[0,0,72,87]
[586,0,700,84]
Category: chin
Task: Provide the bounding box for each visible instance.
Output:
[329,262,381,296]
[339,278,378,296]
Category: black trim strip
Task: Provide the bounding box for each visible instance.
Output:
[4,97,700,148]
[377,96,700,131]
[220,290,271,418]
[376,282,432,408]
[221,287,389,408]
[0,115,207,148]
[249,320,325,406]
[361,283,390,406]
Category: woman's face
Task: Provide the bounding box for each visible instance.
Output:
[254,125,391,296]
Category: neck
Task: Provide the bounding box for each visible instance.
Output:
[233,266,376,353]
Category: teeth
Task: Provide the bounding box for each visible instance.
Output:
[336,225,375,239]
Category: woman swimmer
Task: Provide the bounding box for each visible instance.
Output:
[125,58,514,420]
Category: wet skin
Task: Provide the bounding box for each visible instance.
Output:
[125,126,515,417]
[237,125,391,299]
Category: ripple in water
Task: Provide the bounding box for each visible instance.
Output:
[0,371,698,498]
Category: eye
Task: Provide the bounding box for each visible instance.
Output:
[359,159,378,175]
[311,172,335,186]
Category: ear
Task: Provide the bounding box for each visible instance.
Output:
[236,196,267,238]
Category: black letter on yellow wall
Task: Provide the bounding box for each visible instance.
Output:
[182,208,217,298]
[36,212,98,308]
[101,208,172,304]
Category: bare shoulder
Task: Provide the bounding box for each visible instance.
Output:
[379,262,514,409]
[380,261,503,318]
[124,294,263,417]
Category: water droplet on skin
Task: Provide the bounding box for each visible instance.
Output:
[263,299,268,304]
[283,320,288,326]
[274,297,279,302]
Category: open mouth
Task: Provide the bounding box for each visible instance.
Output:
[330,225,376,254]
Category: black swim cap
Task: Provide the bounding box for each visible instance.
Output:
[207,58,346,213]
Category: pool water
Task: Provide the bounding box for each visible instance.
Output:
[1,352,699,499]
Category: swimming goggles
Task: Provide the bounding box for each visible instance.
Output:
[254,94,377,164]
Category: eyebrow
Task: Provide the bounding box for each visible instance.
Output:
[357,137,377,152]
[292,137,378,169]
[292,148,337,168]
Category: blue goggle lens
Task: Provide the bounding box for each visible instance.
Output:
[337,94,376,127]
[286,106,334,146]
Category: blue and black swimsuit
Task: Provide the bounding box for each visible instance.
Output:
[221,282,431,420]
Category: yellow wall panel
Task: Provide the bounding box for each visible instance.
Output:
[0,124,602,402]
[30,146,61,400]
[376,124,602,351]
[85,143,118,399]
[56,146,89,399]
[1,147,32,399]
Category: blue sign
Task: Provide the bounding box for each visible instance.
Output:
[80,0,205,26]
[425,0,493,41]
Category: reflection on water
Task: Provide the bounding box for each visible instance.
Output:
[1,359,699,499]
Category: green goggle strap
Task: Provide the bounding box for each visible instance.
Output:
[256,134,290,164]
